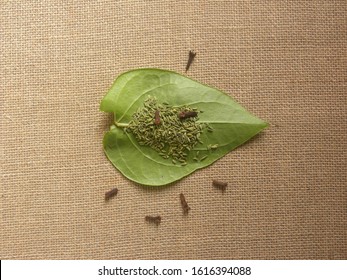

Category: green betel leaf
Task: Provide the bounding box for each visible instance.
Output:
[100,69,268,186]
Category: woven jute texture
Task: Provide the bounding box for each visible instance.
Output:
[1,1,346,260]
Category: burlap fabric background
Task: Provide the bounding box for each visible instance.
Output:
[1,1,346,260]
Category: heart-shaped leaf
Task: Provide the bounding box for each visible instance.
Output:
[100,69,267,186]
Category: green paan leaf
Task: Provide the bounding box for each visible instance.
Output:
[100,69,268,186]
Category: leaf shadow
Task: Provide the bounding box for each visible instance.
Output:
[242,130,267,146]
[133,181,178,193]
[100,113,114,131]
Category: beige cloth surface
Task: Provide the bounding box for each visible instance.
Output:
[1,0,346,259]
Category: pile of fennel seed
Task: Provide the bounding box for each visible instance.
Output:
[125,97,206,165]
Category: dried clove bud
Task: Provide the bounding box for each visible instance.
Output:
[178,111,198,120]
[212,180,228,192]
[154,110,161,125]
[105,188,118,200]
[145,215,161,225]
[180,193,191,215]
[185,50,197,72]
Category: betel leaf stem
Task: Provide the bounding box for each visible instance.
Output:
[114,122,129,127]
